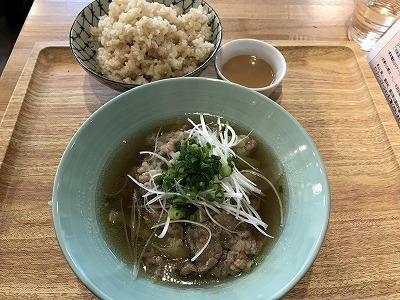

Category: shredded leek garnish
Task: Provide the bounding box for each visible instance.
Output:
[127,114,283,261]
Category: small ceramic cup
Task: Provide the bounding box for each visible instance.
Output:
[214,39,286,96]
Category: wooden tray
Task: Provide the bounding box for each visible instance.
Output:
[0,41,399,299]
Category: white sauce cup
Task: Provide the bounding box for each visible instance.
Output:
[214,39,286,96]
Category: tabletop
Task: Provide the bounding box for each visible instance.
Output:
[0,0,399,299]
[0,0,355,121]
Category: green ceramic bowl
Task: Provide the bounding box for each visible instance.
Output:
[52,78,330,299]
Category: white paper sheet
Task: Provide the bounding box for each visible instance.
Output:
[367,19,400,128]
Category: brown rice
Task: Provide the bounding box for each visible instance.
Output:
[90,0,214,84]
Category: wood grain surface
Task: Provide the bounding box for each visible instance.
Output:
[0,40,399,299]
[1,0,400,298]
[0,0,355,122]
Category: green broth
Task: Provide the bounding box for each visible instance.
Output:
[97,115,286,285]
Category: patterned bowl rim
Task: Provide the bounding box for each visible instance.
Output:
[69,0,223,88]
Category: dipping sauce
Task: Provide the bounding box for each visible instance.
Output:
[221,55,275,88]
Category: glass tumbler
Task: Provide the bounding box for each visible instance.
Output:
[348,0,400,51]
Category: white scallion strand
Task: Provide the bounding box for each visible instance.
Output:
[126,114,284,262]
[241,169,284,226]
[139,151,172,168]
[204,206,238,234]
[151,220,212,262]
[184,114,278,237]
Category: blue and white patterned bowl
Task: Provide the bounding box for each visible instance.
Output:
[70,0,222,91]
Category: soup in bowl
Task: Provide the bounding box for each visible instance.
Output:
[52,77,330,299]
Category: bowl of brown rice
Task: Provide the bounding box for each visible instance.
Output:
[70,0,222,91]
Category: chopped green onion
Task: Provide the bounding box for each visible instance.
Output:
[220,165,232,178]
[127,113,280,260]
[168,207,185,220]
[172,197,186,206]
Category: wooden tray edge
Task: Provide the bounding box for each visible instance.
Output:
[0,41,68,172]
[0,41,398,172]
[336,41,400,168]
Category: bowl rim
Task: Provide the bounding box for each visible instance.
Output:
[52,77,330,299]
[69,0,223,88]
